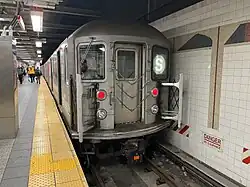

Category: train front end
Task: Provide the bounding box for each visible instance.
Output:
[72,21,183,163]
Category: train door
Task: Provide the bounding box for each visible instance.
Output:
[114,44,142,124]
[57,50,62,105]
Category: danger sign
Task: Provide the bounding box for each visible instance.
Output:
[202,133,223,151]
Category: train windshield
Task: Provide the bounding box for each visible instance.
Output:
[151,45,169,81]
[79,44,105,80]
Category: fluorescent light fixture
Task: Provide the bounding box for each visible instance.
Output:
[0,17,12,22]
[35,41,42,48]
[37,50,42,54]
[38,55,41,58]
[30,10,43,32]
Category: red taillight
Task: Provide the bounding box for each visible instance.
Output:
[151,88,159,97]
[97,90,106,101]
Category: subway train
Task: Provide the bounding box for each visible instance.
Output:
[42,20,183,163]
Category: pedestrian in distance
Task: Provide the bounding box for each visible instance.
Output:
[17,66,24,84]
[35,67,42,84]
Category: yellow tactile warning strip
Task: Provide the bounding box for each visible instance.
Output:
[28,78,89,187]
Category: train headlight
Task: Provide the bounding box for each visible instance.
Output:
[151,105,159,114]
[97,109,107,120]
[153,55,166,75]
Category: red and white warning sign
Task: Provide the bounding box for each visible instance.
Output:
[242,148,250,164]
[202,133,223,151]
[178,124,190,136]
[167,121,190,137]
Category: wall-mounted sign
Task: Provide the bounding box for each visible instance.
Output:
[202,132,223,151]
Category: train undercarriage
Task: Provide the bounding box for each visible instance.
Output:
[78,136,156,167]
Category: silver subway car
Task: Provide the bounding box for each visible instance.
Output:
[42,20,183,163]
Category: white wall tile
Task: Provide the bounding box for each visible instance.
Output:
[151,0,250,38]
[164,45,250,186]
[216,45,250,184]
[152,0,250,185]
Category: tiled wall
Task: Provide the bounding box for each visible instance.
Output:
[151,0,250,38]
[172,49,211,134]
[150,0,250,185]
[167,46,250,186]
[219,44,250,185]
[169,49,212,159]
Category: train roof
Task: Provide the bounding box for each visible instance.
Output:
[70,20,168,41]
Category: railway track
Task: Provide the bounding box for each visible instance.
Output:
[87,143,214,187]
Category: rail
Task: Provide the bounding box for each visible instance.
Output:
[90,166,107,187]
[156,143,243,187]
[144,156,182,187]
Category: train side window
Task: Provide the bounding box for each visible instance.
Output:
[151,45,169,81]
[64,46,69,85]
[53,56,58,80]
[78,44,105,80]
[117,50,135,80]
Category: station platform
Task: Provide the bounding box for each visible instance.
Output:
[0,77,88,187]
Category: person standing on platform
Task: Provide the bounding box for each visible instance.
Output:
[28,66,35,83]
[27,66,31,82]
[17,66,24,84]
[35,67,42,84]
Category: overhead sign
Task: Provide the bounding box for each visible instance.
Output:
[202,132,223,151]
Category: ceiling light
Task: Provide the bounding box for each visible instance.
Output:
[35,41,42,48]
[0,17,12,22]
[37,50,42,54]
[38,55,41,58]
[30,10,43,32]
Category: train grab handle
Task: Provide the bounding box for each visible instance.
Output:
[76,74,84,143]
[161,73,183,128]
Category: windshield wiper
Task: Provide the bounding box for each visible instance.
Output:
[80,37,96,75]
[81,37,96,64]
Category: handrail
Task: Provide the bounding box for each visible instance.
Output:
[76,74,83,143]
[161,73,183,128]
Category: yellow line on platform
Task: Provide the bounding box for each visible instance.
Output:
[28,78,89,187]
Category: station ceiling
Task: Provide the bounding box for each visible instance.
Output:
[0,0,203,65]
